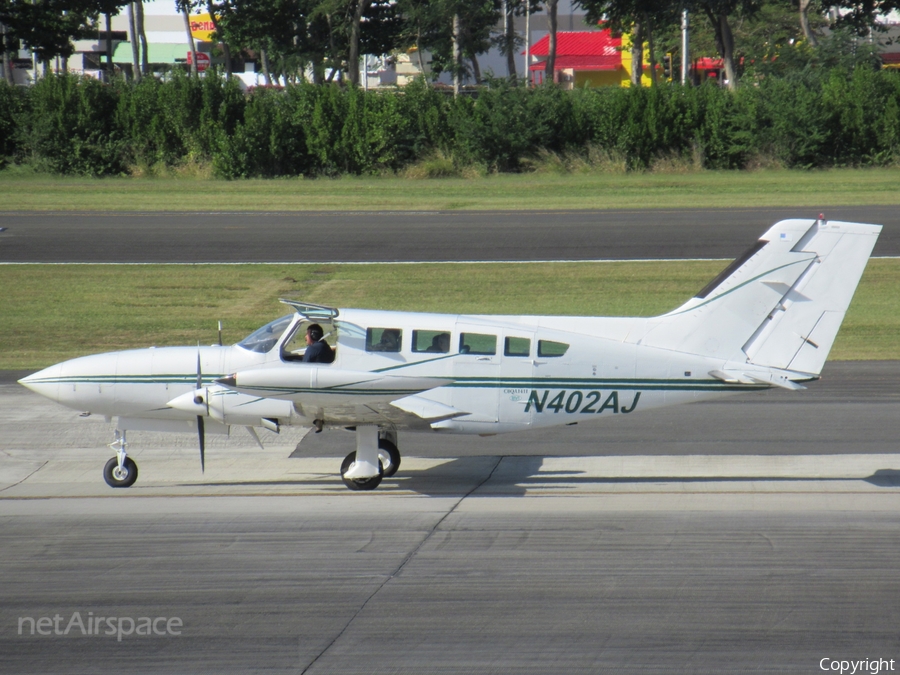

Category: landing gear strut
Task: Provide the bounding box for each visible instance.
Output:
[340,426,401,490]
[103,430,138,488]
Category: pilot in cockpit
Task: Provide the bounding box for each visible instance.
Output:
[303,324,335,363]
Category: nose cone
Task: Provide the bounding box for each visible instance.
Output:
[18,363,63,402]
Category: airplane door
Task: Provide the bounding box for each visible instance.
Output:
[498,330,536,429]
[452,327,501,423]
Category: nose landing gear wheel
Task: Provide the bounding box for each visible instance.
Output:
[378,439,401,478]
[340,452,384,491]
[103,456,138,488]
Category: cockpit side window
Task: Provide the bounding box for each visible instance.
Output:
[281,320,336,362]
[366,328,402,352]
[538,340,569,357]
[237,315,294,354]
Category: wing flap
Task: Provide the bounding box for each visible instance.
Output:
[390,395,467,421]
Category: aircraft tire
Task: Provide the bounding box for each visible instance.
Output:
[103,457,138,488]
[340,452,384,491]
[378,439,401,478]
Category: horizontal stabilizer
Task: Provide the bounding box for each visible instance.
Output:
[709,368,810,391]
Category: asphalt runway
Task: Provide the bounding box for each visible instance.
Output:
[3,498,900,674]
[1,206,898,262]
[1,362,899,672]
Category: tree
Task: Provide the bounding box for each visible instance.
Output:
[416,0,499,85]
[497,0,519,77]
[544,0,557,82]
[733,0,819,70]
[206,0,284,83]
[94,0,127,77]
[127,1,140,80]
[1,0,100,73]
[577,0,681,85]
[1,16,15,84]
[694,0,762,88]
[395,0,443,80]
[135,0,148,74]
[310,0,401,85]
[798,0,818,46]
[824,0,900,36]
[346,0,370,85]
[175,0,199,77]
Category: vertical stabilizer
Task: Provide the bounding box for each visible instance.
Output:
[742,219,880,373]
[635,218,881,374]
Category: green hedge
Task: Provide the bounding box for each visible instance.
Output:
[1,68,898,177]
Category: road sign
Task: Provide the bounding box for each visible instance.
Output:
[186,51,211,72]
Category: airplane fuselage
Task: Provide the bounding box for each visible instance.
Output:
[21,309,765,437]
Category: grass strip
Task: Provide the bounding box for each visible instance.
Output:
[1,259,896,369]
[1,168,900,211]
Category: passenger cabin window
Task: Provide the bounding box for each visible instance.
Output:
[538,340,569,357]
[413,330,451,353]
[504,336,531,357]
[366,327,402,353]
[459,333,496,355]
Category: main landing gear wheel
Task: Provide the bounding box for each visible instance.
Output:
[378,439,401,478]
[103,456,138,488]
[340,452,384,491]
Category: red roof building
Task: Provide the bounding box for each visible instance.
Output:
[527,29,652,88]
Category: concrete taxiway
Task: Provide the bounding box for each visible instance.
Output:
[1,362,899,672]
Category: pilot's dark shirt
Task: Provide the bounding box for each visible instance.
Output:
[303,340,335,364]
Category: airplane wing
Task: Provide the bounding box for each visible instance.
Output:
[287,396,466,430]
[216,366,459,430]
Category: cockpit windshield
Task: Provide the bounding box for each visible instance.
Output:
[237,314,295,353]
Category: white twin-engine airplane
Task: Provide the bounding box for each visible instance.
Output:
[20,217,881,491]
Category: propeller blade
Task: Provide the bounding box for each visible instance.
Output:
[196,348,205,472]
[245,426,264,450]
[197,415,205,473]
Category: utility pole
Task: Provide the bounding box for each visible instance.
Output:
[452,13,460,96]
[681,8,689,85]
[524,3,530,87]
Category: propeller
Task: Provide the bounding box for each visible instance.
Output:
[195,349,206,473]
